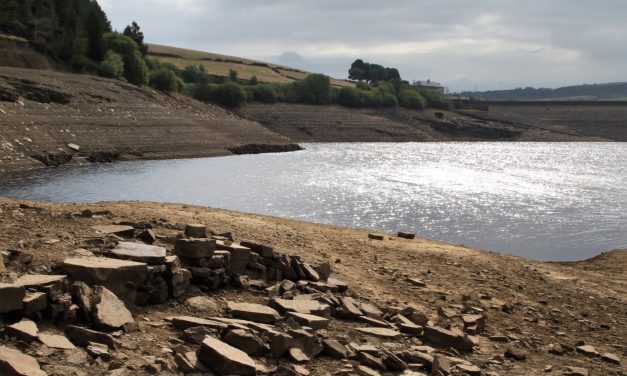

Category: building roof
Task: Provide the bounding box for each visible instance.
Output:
[412,80,444,88]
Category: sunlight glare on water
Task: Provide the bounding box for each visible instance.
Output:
[0,142,625,261]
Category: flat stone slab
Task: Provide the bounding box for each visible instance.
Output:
[92,225,135,237]
[110,242,167,264]
[0,283,26,313]
[13,274,67,288]
[62,257,148,300]
[5,319,39,342]
[64,326,116,349]
[423,326,474,353]
[197,336,265,375]
[171,316,228,331]
[0,345,47,376]
[38,333,75,349]
[271,298,331,317]
[287,312,330,330]
[227,301,281,323]
[355,327,402,339]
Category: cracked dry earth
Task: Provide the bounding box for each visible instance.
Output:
[0,197,625,376]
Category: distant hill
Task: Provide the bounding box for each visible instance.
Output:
[461,82,627,101]
[147,44,354,88]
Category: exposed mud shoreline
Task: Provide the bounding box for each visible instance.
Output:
[0,197,624,375]
[0,67,612,174]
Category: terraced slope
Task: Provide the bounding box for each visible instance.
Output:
[0,67,294,173]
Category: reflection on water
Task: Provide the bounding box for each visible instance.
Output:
[1,142,625,261]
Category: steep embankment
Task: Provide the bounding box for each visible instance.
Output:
[238,103,605,142]
[0,67,297,173]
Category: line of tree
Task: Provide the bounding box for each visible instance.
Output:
[0,0,112,68]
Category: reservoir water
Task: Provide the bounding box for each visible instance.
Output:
[1,142,625,261]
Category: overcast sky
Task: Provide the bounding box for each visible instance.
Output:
[99,0,627,92]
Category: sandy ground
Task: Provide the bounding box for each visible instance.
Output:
[0,197,624,375]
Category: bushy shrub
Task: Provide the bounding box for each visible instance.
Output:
[381,93,398,107]
[250,75,258,85]
[419,90,450,109]
[398,89,427,109]
[181,65,211,84]
[251,85,277,103]
[103,32,148,85]
[98,51,124,80]
[303,74,331,104]
[193,82,247,107]
[149,67,179,92]
[337,87,363,107]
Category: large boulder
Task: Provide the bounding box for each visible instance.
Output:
[174,238,215,259]
[62,257,149,303]
[197,336,265,375]
[71,282,135,331]
[0,345,47,376]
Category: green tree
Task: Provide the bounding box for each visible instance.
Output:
[250,75,258,85]
[122,21,148,56]
[228,69,238,82]
[98,50,124,79]
[103,32,148,85]
[398,89,427,109]
[303,74,331,104]
[210,82,247,107]
[84,10,106,61]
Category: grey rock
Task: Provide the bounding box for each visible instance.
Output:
[109,242,166,264]
[196,336,265,375]
[0,345,47,376]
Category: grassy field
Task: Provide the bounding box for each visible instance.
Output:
[147,44,354,88]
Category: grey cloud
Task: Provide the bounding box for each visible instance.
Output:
[100,0,627,91]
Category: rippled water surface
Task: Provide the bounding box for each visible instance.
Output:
[1,142,625,261]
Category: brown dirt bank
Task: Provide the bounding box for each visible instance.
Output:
[0,67,295,173]
[0,197,625,375]
[237,103,607,143]
[458,102,627,141]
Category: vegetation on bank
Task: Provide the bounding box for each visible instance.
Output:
[0,1,449,110]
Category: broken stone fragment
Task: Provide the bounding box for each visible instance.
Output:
[575,344,599,357]
[138,229,157,244]
[109,242,166,264]
[37,332,75,349]
[92,225,135,237]
[62,257,149,304]
[226,301,282,323]
[423,326,474,353]
[356,364,381,376]
[223,328,269,356]
[456,363,481,375]
[368,233,385,240]
[397,232,416,239]
[504,347,527,361]
[432,354,451,375]
[196,336,265,375]
[216,240,251,275]
[322,339,349,359]
[563,366,589,376]
[171,316,228,331]
[289,347,310,363]
[338,297,363,319]
[355,327,402,339]
[462,314,486,334]
[406,278,426,287]
[240,240,274,258]
[64,325,116,349]
[174,238,216,259]
[0,345,47,376]
[86,341,111,361]
[600,352,621,365]
[271,298,331,317]
[5,318,39,342]
[287,312,330,330]
[314,262,332,281]
[22,291,47,314]
[0,283,26,313]
[382,350,408,371]
[357,352,387,371]
[266,331,293,358]
[184,224,207,238]
[91,286,135,331]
